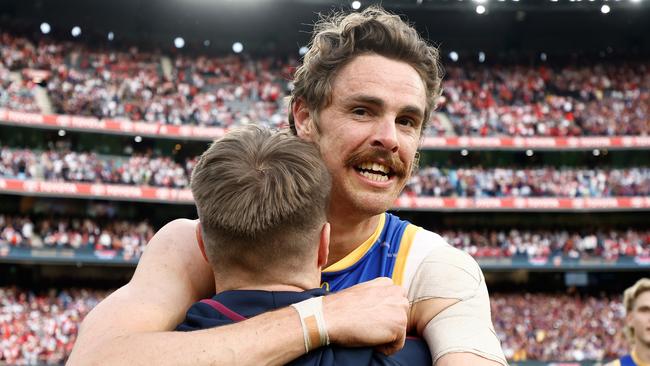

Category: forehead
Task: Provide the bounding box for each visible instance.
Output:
[330,53,427,111]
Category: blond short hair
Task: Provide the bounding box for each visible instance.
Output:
[191,125,331,274]
[289,6,443,134]
[623,278,650,343]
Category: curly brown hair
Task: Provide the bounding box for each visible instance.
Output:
[288,6,443,134]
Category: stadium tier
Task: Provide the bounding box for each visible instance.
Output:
[1,214,649,269]
[0,31,648,139]
[0,287,630,365]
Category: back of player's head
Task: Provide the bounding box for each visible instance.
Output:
[288,5,443,134]
[622,277,650,343]
[191,125,331,275]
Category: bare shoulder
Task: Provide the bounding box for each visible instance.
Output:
[131,218,213,297]
[407,229,506,365]
[70,218,214,362]
[408,229,483,302]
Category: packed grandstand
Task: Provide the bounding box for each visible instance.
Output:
[1,1,649,365]
[0,287,629,365]
[1,31,647,136]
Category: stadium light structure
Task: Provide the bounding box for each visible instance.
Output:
[460,149,469,156]
[476,5,486,14]
[58,129,66,137]
[71,26,81,37]
[351,1,361,10]
[478,51,486,63]
[203,40,210,47]
[174,37,185,48]
[449,51,459,62]
[540,52,548,61]
[40,22,51,35]
[232,42,244,53]
[299,46,309,56]
[526,149,534,157]
[593,149,601,156]
[134,136,142,143]
[107,32,114,41]
[601,4,611,13]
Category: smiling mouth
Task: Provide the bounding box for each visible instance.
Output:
[354,162,394,182]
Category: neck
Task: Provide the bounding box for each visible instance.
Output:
[214,270,320,294]
[633,344,650,365]
[325,206,382,267]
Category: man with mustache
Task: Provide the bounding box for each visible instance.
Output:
[70,7,506,366]
[176,125,431,365]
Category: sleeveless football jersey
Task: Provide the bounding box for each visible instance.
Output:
[611,353,649,366]
[320,213,420,292]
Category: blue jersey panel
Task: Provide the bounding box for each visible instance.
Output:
[620,355,637,366]
[321,213,411,292]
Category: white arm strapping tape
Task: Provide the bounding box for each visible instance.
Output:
[408,244,508,365]
[291,296,330,353]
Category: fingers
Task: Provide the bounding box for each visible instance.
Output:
[322,277,410,348]
[374,332,406,356]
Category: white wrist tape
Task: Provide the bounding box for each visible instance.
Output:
[291,296,330,353]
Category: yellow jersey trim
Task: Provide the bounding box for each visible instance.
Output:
[391,224,420,286]
[633,350,650,366]
[323,214,386,273]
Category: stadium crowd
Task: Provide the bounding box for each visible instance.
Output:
[0,287,109,365]
[2,148,650,197]
[1,32,648,136]
[441,228,650,259]
[0,33,40,113]
[0,148,197,188]
[0,287,629,364]
[405,166,650,198]
[0,32,291,128]
[494,292,628,361]
[0,214,154,259]
[2,214,648,261]
[440,63,649,136]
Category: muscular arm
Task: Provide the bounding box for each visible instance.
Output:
[69,219,409,366]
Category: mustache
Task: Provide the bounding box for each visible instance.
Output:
[344,147,409,178]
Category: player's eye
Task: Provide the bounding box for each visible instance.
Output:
[352,107,368,116]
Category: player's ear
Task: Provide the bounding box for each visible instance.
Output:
[292,98,316,142]
[625,312,633,328]
[196,222,209,263]
[317,222,330,268]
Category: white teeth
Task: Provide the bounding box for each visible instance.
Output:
[358,162,389,174]
[360,171,389,182]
